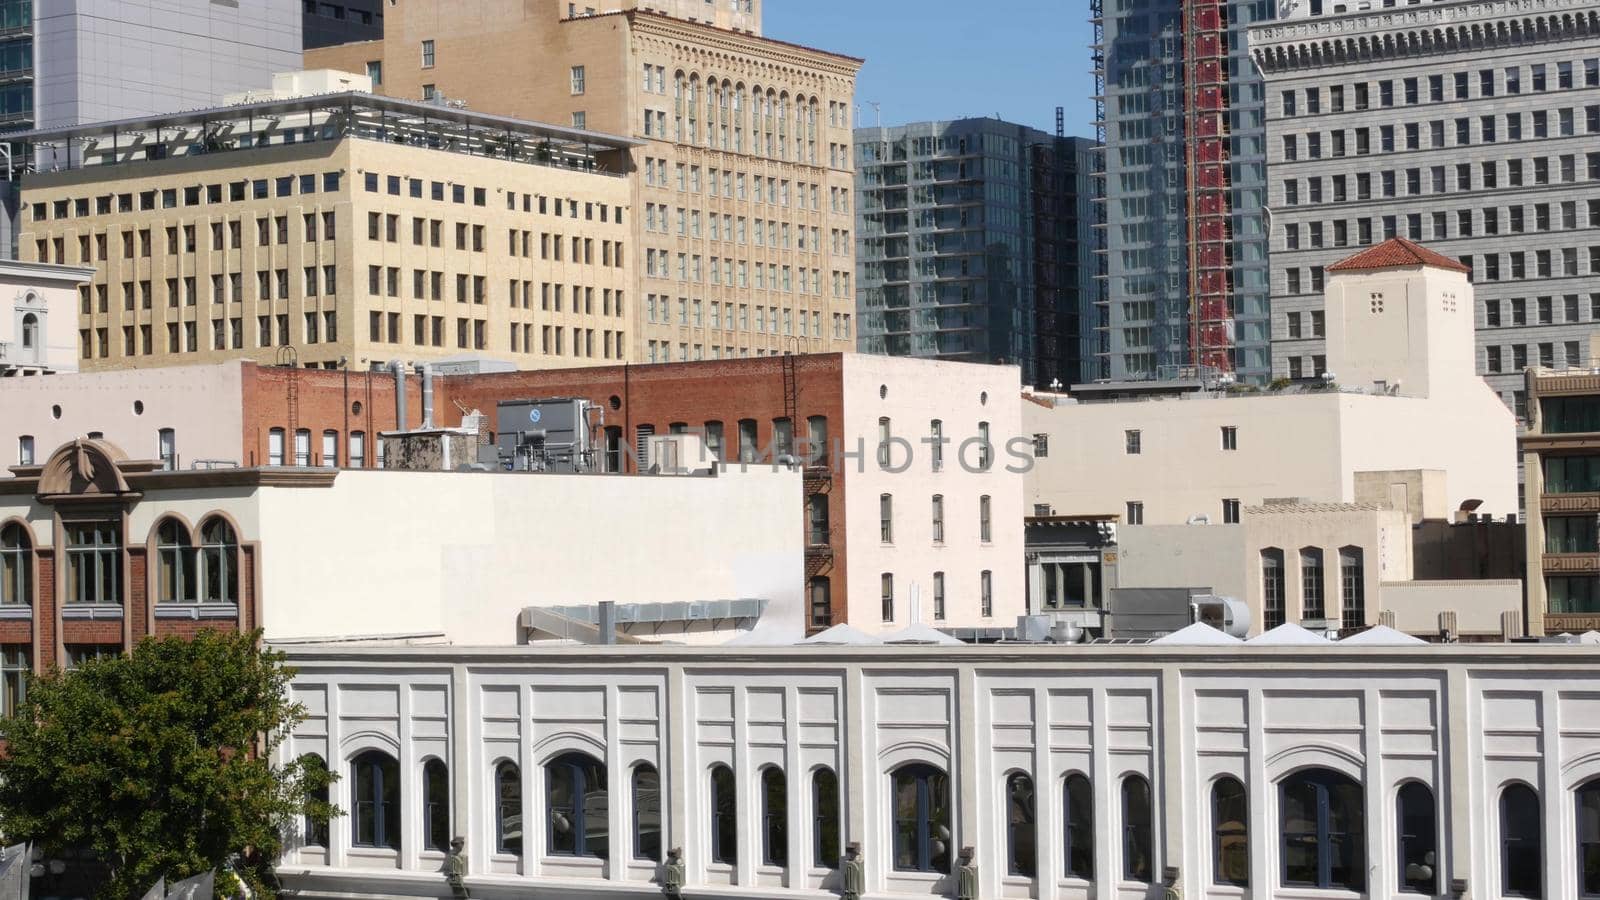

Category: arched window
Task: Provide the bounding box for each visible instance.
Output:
[632,764,662,862]
[1006,772,1037,877]
[495,760,522,856]
[812,767,841,869]
[1300,547,1326,619]
[1063,773,1094,879]
[710,764,737,865]
[891,763,950,873]
[155,519,196,603]
[1122,774,1153,882]
[1578,778,1600,897]
[351,750,400,850]
[1396,781,1437,894]
[1212,777,1248,886]
[761,766,787,867]
[19,313,36,349]
[1261,549,1286,629]
[1500,783,1541,897]
[418,758,448,852]
[199,518,237,604]
[1280,768,1364,891]
[301,753,330,848]
[0,523,32,607]
[1339,546,1366,630]
[547,752,606,859]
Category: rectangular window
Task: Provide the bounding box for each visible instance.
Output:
[65,523,120,606]
[980,571,993,618]
[0,647,28,717]
[881,573,894,623]
[879,494,893,543]
[1221,426,1238,451]
[1222,499,1241,525]
[1126,501,1144,525]
[421,39,435,67]
[1125,430,1141,455]
[570,65,586,95]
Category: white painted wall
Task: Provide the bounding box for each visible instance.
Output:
[1025,389,1516,525]
[0,361,245,469]
[256,466,802,644]
[841,355,1025,631]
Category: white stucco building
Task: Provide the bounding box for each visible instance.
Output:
[272,639,1600,900]
[0,259,93,376]
[1025,239,1517,526]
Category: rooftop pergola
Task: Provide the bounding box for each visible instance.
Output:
[6,92,641,176]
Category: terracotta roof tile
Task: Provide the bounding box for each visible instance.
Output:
[1326,237,1470,274]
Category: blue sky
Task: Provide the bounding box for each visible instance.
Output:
[766,0,1097,137]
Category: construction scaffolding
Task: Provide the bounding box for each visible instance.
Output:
[1182,0,1234,374]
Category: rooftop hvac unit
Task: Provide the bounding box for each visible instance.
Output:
[494,398,602,472]
[1191,595,1250,639]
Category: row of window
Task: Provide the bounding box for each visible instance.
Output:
[641,76,825,164]
[366,212,625,267]
[1281,109,1600,167]
[879,570,992,622]
[1485,342,1586,375]
[0,517,239,608]
[875,418,996,472]
[28,173,344,223]
[363,171,620,226]
[1123,426,1241,455]
[1278,60,1600,120]
[640,203,832,256]
[641,247,837,297]
[78,311,341,360]
[641,157,830,211]
[645,295,827,336]
[78,264,338,317]
[1285,235,1598,288]
[1261,546,1367,631]
[872,493,992,546]
[1487,294,1600,328]
[332,752,1600,896]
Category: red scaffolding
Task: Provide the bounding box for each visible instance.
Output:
[1183,0,1234,373]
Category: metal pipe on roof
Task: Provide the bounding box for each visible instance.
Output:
[416,362,434,429]
[389,360,408,432]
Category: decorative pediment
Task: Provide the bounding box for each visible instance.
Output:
[36,438,138,500]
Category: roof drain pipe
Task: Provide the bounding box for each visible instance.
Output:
[416,362,434,429]
[389,359,408,433]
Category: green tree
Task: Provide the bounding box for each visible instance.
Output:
[0,629,336,899]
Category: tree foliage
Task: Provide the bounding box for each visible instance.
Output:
[0,630,336,899]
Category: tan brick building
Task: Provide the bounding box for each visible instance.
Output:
[16,93,638,372]
[307,1,862,363]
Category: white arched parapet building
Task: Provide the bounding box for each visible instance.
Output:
[275,640,1600,900]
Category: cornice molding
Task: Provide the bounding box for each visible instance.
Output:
[1250,0,1600,73]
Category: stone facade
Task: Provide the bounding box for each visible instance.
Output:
[305,2,862,364]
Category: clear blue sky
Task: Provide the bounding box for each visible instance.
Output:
[766,0,1097,136]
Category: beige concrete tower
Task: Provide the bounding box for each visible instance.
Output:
[308,0,861,363]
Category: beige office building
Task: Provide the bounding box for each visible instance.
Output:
[16,93,638,372]
[307,1,862,363]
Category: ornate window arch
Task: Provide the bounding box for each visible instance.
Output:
[890,762,950,873]
[0,521,32,607]
[1280,767,1363,890]
[709,763,737,865]
[1063,772,1093,879]
[350,749,400,850]
[1396,780,1437,894]
[1005,770,1037,877]
[1500,782,1541,897]
[198,516,238,603]
[1212,776,1248,886]
[760,765,787,867]
[1121,774,1153,882]
[631,762,662,862]
[154,517,196,604]
[422,757,450,852]
[547,751,605,859]
[811,766,840,869]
